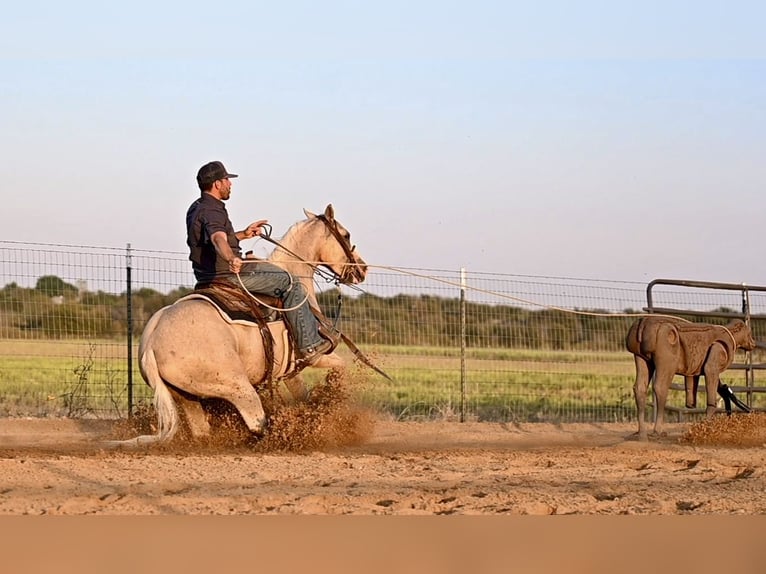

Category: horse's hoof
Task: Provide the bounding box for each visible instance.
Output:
[631,429,649,441]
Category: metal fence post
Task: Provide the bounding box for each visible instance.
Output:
[126,243,133,418]
[460,267,467,422]
[743,285,754,408]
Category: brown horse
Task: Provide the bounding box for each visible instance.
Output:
[626,316,756,441]
[112,205,367,446]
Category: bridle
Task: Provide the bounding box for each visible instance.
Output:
[316,214,363,284]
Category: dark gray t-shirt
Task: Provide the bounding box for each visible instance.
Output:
[185,193,240,282]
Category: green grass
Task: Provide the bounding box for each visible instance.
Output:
[0,339,152,417]
[297,344,643,421]
[1,339,760,422]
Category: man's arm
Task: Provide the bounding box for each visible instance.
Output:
[210,231,243,274]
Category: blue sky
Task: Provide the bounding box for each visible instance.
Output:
[2,2,765,284]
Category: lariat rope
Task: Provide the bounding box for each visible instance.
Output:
[357,264,746,352]
[370,264,699,321]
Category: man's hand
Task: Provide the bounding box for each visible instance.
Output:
[242,219,269,239]
[228,256,244,274]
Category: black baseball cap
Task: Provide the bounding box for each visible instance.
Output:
[196,161,239,188]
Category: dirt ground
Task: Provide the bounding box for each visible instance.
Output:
[2,407,766,515]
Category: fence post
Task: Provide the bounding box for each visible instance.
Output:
[742,285,753,408]
[460,267,467,422]
[126,243,133,418]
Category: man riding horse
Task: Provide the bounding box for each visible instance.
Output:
[186,160,333,367]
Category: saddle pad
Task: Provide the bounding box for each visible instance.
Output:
[176,294,272,327]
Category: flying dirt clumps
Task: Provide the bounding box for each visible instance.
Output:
[255,368,376,453]
[108,367,376,453]
[682,412,766,447]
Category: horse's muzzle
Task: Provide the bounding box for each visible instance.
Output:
[342,256,368,284]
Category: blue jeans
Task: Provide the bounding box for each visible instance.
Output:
[226,262,323,352]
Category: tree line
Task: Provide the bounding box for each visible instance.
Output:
[0,275,760,352]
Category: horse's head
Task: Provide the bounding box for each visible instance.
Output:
[304,204,368,284]
[728,319,757,351]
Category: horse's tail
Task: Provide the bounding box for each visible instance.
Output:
[103,348,180,448]
[104,310,180,448]
[143,346,181,442]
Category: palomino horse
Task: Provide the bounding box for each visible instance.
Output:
[115,204,367,446]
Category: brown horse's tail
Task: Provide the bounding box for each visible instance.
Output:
[625,317,646,356]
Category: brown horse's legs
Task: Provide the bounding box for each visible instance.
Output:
[633,356,652,441]
[703,343,727,418]
[685,375,699,408]
[652,363,676,437]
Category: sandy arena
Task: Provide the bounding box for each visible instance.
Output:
[2,400,766,515]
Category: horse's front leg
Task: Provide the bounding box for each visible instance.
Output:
[310,351,345,370]
[283,373,310,403]
[685,375,699,408]
[290,353,347,401]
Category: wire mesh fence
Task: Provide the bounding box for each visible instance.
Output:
[1,240,764,423]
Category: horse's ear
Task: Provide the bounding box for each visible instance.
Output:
[303,205,334,221]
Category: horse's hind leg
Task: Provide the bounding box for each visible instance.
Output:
[633,356,653,441]
[169,387,211,441]
[207,376,267,436]
[652,362,675,437]
[175,367,267,435]
[703,344,727,418]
